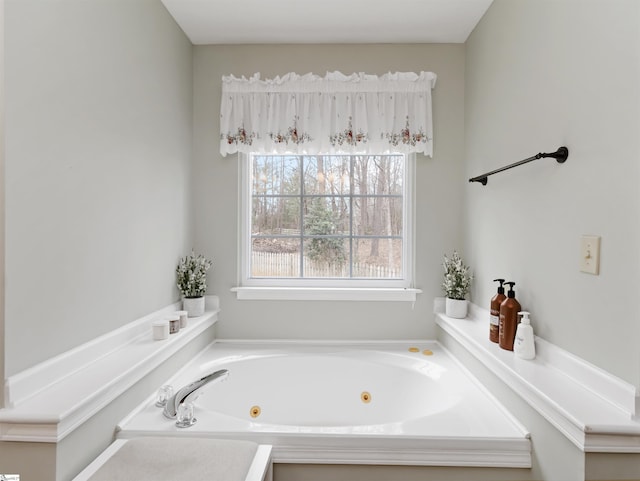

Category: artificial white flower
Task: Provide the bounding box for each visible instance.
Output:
[176,251,213,298]
[442,251,473,300]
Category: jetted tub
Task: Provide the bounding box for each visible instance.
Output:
[117,341,531,467]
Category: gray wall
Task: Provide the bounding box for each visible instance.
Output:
[193,44,465,340]
[3,0,196,478]
[464,0,640,387]
[4,0,193,375]
[3,0,639,479]
[0,0,6,408]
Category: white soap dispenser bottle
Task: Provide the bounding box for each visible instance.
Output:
[514,311,536,360]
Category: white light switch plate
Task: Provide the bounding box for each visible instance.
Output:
[580,235,600,275]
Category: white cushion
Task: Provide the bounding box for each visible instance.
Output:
[87,437,258,481]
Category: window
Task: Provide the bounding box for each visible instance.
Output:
[223,71,433,301]
[239,153,415,291]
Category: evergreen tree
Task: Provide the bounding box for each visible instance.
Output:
[304,198,346,265]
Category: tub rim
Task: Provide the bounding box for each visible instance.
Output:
[116,339,532,468]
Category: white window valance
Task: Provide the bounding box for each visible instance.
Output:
[219,71,437,157]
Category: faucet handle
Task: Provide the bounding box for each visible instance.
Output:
[176,402,197,428]
[155,385,174,407]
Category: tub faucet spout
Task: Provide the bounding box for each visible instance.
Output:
[163,369,229,419]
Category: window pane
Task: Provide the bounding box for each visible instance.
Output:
[251,238,301,277]
[252,197,300,235]
[386,155,404,195]
[352,154,403,196]
[303,237,350,278]
[353,196,403,236]
[353,238,403,278]
[253,155,300,196]
[303,155,351,196]
[247,153,406,282]
[303,197,350,236]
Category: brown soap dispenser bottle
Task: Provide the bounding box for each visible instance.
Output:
[489,279,506,343]
[499,282,521,351]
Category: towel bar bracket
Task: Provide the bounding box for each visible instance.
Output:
[548,146,569,163]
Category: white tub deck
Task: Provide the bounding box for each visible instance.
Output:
[116,341,531,467]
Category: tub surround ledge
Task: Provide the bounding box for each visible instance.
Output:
[0,296,221,443]
[434,297,640,453]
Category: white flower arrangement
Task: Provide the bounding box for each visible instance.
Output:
[442,251,473,300]
[176,251,213,298]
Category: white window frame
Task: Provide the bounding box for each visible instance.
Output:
[232,153,421,301]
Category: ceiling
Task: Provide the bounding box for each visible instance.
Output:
[160,0,494,45]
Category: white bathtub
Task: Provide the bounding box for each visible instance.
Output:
[117,341,531,467]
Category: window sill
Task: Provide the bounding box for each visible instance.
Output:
[231,286,422,301]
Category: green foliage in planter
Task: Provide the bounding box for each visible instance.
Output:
[176,251,213,298]
[442,251,472,300]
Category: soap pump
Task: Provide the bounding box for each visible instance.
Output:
[499,282,521,351]
[514,311,536,360]
[489,279,506,343]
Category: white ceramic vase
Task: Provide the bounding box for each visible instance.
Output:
[445,297,468,319]
[183,296,205,317]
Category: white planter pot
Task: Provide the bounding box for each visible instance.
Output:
[182,296,205,317]
[445,297,468,319]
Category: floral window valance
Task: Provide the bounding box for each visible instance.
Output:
[220,71,437,157]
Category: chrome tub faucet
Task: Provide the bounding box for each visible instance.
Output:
[162,369,229,419]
